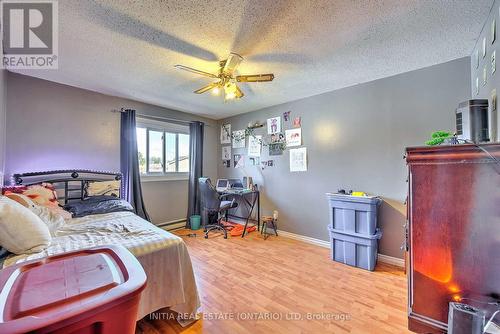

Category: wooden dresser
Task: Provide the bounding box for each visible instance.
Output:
[405,144,500,333]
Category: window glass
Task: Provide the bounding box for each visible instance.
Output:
[136,128,147,174]
[136,120,190,176]
[178,133,190,172]
[148,130,164,173]
[165,132,177,172]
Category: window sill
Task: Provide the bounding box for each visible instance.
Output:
[140,174,189,183]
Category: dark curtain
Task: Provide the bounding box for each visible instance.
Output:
[186,121,204,227]
[120,109,151,221]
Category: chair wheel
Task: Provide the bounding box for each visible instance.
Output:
[204,235,208,239]
[224,234,228,239]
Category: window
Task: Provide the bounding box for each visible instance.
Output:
[136,118,190,180]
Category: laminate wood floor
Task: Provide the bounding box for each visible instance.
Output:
[136,229,410,334]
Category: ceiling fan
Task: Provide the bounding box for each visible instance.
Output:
[174,52,274,101]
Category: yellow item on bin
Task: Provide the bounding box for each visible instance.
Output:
[351,191,367,197]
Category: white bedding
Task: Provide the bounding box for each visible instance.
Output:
[3,211,200,320]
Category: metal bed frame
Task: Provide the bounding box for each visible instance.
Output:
[11,169,122,205]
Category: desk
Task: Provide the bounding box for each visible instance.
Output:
[219,189,260,237]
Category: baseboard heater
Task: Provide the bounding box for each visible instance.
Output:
[156,219,186,230]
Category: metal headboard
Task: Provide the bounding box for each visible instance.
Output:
[11,169,122,205]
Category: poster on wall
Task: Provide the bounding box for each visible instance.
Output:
[283,111,291,121]
[234,154,244,168]
[492,19,496,44]
[222,146,232,160]
[290,147,307,172]
[267,117,281,134]
[483,37,487,58]
[492,50,496,74]
[285,128,302,147]
[232,130,246,148]
[248,135,262,157]
[250,157,260,166]
[221,124,231,144]
[269,143,283,156]
[293,117,301,128]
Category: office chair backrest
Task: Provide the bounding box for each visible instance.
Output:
[199,177,220,212]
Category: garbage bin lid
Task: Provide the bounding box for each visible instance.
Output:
[0,245,146,333]
[326,192,382,205]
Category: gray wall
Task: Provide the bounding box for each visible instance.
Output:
[5,72,218,225]
[218,57,471,259]
[471,0,500,141]
[0,69,6,185]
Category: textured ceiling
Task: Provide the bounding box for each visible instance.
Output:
[14,0,493,119]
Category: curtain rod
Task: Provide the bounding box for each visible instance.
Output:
[111,108,209,127]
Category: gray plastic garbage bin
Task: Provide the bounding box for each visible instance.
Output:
[326,193,382,235]
[328,226,382,271]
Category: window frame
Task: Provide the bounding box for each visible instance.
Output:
[136,118,190,182]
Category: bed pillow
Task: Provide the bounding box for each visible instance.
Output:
[5,193,66,235]
[64,195,133,218]
[85,180,121,197]
[0,196,51,254]
[3,183,59,208]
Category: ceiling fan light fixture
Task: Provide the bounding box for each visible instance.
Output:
[174,52,274,102]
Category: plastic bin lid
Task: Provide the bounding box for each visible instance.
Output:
[328,225,383,239]
[0,245,147,334]
[326,192,382,205]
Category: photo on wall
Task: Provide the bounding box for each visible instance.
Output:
[222,146,232,161]
[293,117,301,128]
[483,37,487,58]
[232,129,246,148]
[285,128,302,147]
[221,124,231,144]
[267,117,281,134]
[234,154,244,168]
[492,50,496,74]
[290,147,307,172]
[492,19,496,44]
[250,157,260,166]
[269,143,283,156]
[283,111,291,121]
[248,135,262,157]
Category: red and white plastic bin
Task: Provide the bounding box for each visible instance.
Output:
[0,245,147,334]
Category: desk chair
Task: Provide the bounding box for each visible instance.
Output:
[199,178,238,239]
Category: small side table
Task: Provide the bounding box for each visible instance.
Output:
[261,216,278,240]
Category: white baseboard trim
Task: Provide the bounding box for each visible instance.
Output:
[377,254,405,268]
[275,229,405,268]
[276,229,331,248]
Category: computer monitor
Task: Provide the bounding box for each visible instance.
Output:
[216,179,229,192]
[228,178,244,189]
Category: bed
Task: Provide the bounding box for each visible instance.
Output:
[1,170,200,321]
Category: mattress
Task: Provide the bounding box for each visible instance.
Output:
[3,211,200,320]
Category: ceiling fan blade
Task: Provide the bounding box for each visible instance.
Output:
[174,65,218,78]
[235,85,244,99]
[236,73,274,82]
[223,53,243,75]
[194,82,219,94]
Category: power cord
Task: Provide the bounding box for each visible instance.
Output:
[455,138,500,175]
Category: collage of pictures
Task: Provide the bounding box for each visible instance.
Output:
[220,111,307,172]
